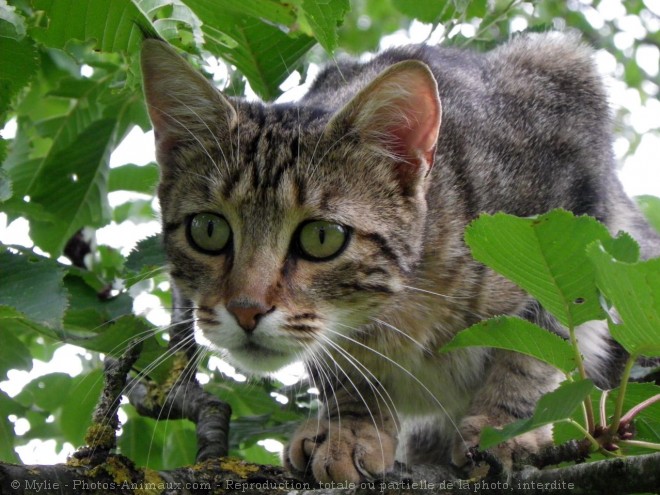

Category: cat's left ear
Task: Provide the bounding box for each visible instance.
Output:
[327,60,441,185]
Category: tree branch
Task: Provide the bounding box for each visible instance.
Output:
[126,374,232,461]
[72,339,143,464]
[126,281,232,461]
[1,453,659,494]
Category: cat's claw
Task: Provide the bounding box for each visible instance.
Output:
[451,414,552,471]
[284,417,397,483]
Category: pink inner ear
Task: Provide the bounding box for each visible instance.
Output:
[388,80,441,169]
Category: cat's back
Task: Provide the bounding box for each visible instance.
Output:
[306,33,617,220]
[305,32,604,119]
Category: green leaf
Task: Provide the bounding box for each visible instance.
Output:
[124,235,167,286]
[465,210,639,328]
[118,414,164,469]
[0,35,38,118]
[113,199,154,224]
[466,0,488,18]
[19,409,61,444]
[480,379,594,449]
[29,118,115,256]
[213,381,280,419]
[440,316,576,373]
[59,369,103,445]
[337,0,407,54]
[636,195,660,235]
[108,163,159,194]
[0,392,24,463]
[554,382,660,449]
[552,416,587,445]
[60,313,172,383]
[5,75,122,238]
[29,0,148,53]
[66,314,151,353]
[15,372,73,412]
[611,382,660,430]
[0,326,32,380]
[163,422,197,467]
[62,274,133,333]
[238,442,281,466]
[0,138,6,169]
[391,0,469,23]
[301,0,350,53]
[588,242,660,356]
[208,0,297,26]
[0,251,68,329]
[0,0,27,40]
[186,0,316,100]
[0,168,12,202]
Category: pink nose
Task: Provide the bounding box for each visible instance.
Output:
[227,300,274,333]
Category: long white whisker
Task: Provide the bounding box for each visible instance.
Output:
[303,344,340,428]
[317,334,400,436]
[316,335,409,471]
[304,345,340,467]
[313,341,387,478]
[143,331,201,466]
[328,324,467,447]
[368,317,429,352]
[402,284,474,301]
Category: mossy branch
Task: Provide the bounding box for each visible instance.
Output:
[1,453,660,495]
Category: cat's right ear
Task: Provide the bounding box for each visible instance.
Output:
[141,40,236,158]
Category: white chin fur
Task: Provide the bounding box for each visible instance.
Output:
[225,347,298,375]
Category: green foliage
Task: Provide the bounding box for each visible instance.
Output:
[1,0,659,471]
[636,195,660,235]
[0,250,68,329]
[464,210,638,328]
[480,379,594,450]
[108,163,158,194]
[447,209,660,458]
[118,414,198,469]
[300,0,350,53]
[124,235,167,286]
[589,243,660,357]
[440,316,576,373]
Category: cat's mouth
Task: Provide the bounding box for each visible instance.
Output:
[227,340,297,374]
[241,341,284,356]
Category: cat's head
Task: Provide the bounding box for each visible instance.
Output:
[141,40,441,374]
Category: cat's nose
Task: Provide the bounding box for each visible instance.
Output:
[227,299,274,333]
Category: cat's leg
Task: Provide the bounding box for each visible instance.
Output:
[283,382,399,483]
[450,350,562,468]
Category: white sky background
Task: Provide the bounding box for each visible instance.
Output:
[1,3,660,464]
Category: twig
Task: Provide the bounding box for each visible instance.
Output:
[521,439,591,469]
[73,339,143,464]
[127,282,232,460]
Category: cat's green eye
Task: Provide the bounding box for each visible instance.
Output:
[187,213,231,254]
[297,220,349,261]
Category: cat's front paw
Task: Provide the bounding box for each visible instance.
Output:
[283,417,397,483]
[451,414,551,471]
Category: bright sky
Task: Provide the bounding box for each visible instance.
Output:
[1,4,659,464]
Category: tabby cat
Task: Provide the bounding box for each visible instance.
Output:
[141,32,660,482]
